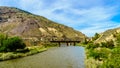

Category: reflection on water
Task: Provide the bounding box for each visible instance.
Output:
[0,46,85,68]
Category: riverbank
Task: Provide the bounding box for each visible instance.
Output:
[79,42,120,68]
[77,43,103,68]
[0,42,59,61]
[0,46,85,68]
[85,49,103,68]
[0,46,47,61]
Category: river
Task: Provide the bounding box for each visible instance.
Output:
[0,46,85,68]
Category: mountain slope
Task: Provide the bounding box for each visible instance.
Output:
[94,27,120,43]
[0,6,86,42]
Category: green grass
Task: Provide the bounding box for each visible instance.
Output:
[85,57,103,68]
[0,46,47,61]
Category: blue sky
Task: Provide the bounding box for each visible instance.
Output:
[0,0,120,37]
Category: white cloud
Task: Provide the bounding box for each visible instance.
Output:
[0,0,120,36]
[80,21,120,36]
[17,0,120,36]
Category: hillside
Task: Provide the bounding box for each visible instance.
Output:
[94,27,120,43]
[0,6,86,43]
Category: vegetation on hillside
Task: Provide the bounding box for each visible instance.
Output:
[92,33,100,41]
[94,27,120,43]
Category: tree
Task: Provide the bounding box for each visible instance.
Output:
[92,33,100,41]
[0,37,26,52]
[0,33,8,46]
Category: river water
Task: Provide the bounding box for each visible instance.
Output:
[0,46,85,68]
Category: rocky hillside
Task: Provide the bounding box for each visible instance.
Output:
[0,6,86,42]
[94,27,120,43]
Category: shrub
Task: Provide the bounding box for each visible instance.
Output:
[0,37,26,52]
[86,43,99,49]
[100,40,114,49]
[102,47,120,68]
[88,48,111,60]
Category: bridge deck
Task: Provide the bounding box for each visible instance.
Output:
[50,40,81,46]
[50,41,80,43]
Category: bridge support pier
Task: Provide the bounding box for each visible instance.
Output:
[58,42,61,47]
[66,42,68,46]
[73,42,76,46]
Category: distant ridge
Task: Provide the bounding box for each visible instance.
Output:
[94,27,120,43]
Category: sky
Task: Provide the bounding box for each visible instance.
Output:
[0,0,120,37]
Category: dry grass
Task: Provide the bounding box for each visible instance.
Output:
[85,57,103,68]
[0,46,47,61]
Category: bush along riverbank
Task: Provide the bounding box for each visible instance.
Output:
[80,33,120,68]
[0,33,47,61]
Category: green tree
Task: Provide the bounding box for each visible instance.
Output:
[0,37,26,52]
[92,33,100,41]
[0,33,8,46]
